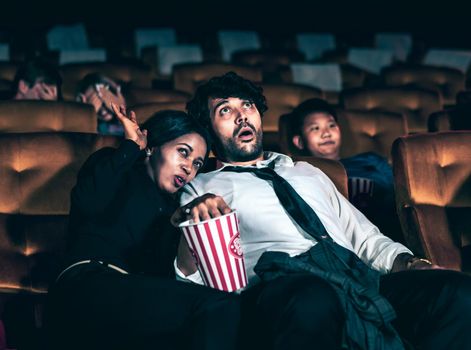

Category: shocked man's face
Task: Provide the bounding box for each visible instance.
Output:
[208,96,263,163]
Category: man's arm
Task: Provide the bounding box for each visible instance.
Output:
[322,172,444,272]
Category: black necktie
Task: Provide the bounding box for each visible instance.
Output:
[222,162,333,243]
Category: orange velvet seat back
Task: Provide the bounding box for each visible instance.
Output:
[382,65,465,106]
[392,131,471,271]
[341,87,442,133]
[131,102,187,124]
[0,100,97,133]
[124,87,190,106]
[0,132,120,294]
[173,62,262,95]
[337,109,407,162]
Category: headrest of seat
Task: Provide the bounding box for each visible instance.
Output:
[0,132,120,215]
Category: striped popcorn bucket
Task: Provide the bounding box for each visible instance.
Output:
[348,177,374,201]
[179,211,248,292]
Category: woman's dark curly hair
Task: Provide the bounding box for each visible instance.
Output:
[186,72,268,128]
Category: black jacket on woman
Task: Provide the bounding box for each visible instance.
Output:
[66,139,179,277]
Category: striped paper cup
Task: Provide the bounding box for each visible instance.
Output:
[179,211,248,292]
[348,177,374,200]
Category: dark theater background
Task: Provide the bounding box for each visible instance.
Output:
[0,0,469,46]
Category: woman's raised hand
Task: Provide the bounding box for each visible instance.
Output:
[111,103,148,150]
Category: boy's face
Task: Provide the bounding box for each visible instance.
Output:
[297,112,341,160]
[208,96,263,162]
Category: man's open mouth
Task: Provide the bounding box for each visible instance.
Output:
[238,127,255,142]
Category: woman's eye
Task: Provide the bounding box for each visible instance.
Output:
[310,126,320,132]
[194,161,203,170]
[243,102,253,108]
[178,148,189,157]
[329,123,338,128]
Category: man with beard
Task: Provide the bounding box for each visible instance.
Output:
[173,72,471,350]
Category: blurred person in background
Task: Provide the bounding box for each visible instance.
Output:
[13,58,61,100]
[76,73,126,136]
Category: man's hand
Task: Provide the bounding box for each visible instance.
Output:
[111,103,148,150]
[407,258,444,271]
[391,253,445,272]
[171,193,232,226]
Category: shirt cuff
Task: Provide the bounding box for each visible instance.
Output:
[173,259,204,285]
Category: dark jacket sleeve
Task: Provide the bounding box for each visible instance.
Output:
[71,139,142,216]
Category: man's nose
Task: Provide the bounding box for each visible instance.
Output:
[235,110,248,125]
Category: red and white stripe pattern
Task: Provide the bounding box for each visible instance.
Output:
[348,177,374,201]
[181,211,248,292]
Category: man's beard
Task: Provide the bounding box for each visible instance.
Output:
[214,123,264,163]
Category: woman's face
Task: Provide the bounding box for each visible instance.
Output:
[150,133,207,194]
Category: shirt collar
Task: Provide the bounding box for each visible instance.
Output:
[215,151,294,172]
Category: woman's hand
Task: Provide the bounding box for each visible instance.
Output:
[111,103,147,150]
[171,193,232,226]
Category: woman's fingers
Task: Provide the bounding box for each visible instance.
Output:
[129,110,137,123]
[175,194,233,224]
[110,103,124,119]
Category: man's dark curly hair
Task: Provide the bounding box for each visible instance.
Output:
[186,72,268,128]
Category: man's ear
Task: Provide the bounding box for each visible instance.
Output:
[292,135,304,150]
[17,80,29,94]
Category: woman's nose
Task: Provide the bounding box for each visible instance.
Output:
[181,161,191,174]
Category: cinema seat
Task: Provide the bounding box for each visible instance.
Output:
[173,62,262,95]
[336,109,407,161]
[0,100,97,133]
[131,102,187,124]
[0,132,120,349]
[382,65,465,106]
[392,131,471,271]
[428,106,471,132]
[123,87,190,106]
[340,86,442,133]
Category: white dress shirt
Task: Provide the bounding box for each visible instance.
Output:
[176,152,412,287]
